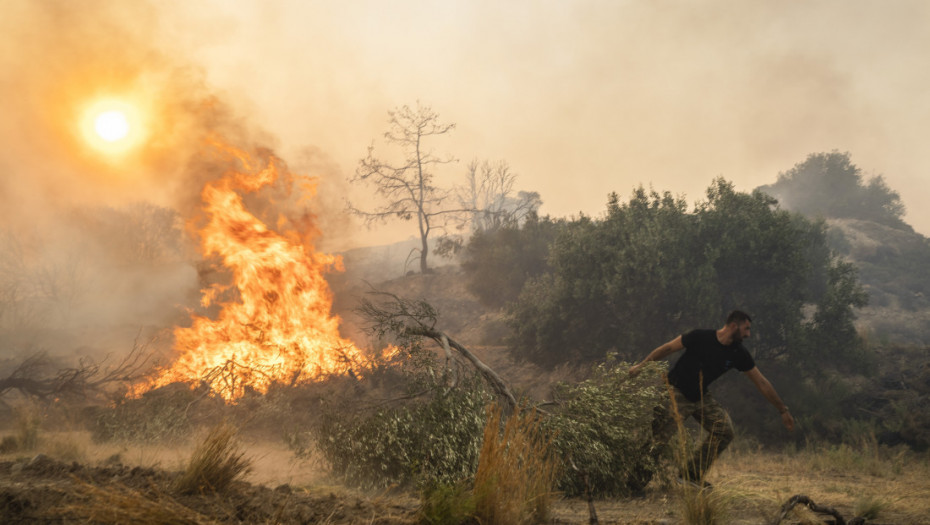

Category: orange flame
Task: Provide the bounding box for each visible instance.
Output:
[138,138,379,401]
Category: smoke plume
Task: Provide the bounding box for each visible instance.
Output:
[0,1,341,362]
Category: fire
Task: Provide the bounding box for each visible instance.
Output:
[138,138,379,401]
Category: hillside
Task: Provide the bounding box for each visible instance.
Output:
[827,218,930,345]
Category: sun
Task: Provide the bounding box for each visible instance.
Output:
[94,110,130,142]
[80,98,146,157]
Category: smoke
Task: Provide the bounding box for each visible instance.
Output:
[162,1,930,238]
[0,1,348,360]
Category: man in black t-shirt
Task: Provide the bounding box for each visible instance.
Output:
[629,310,794,487]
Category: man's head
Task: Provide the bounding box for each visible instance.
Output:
[725,310,752,343]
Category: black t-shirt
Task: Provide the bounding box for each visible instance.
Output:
[667,329,756,402]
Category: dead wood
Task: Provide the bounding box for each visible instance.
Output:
[0,334,156,402]
[356,289,517,411]
[776,494,868,525]
[405,325,517,411]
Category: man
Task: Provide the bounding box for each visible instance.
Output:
[629,310,794,486]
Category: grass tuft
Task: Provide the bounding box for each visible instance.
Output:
[679,484,733,525]
[174,421,251,495]
[473,403,559,525]
[418,482,476,525]
[853,494,888,520]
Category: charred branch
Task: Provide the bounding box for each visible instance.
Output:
[0,334,157,402]
[775,494,868,525]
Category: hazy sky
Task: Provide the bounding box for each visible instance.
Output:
[3,0,930,251]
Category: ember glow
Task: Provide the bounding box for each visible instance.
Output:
[136,139,383,401]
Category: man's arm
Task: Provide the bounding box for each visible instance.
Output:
[744,367,795,431]
[628,335,684,377]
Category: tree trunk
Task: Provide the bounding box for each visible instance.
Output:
[420,234,429,273]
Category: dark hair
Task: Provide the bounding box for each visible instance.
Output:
[726,310,752,325]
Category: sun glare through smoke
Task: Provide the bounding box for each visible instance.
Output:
[94,110,130,142]
[80,98,145,156]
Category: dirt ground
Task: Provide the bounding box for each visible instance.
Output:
[557,448,930,525]
[1,430,928,524]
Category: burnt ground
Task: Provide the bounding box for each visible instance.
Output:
[0,454,418,524]
[3,447,928,524]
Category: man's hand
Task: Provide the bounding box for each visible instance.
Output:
[630,337,684,379]
[781,410,795,432]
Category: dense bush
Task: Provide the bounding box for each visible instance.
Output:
[461,214,563,308]
[313,369,491,489]
[507,179,867,370]
[543,358,667,497]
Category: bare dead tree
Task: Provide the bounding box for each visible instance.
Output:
[349,103,474,274]
[0,334,157,403]
[459,159,542,234]
[356,289,517,411]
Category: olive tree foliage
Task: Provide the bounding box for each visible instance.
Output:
[507,178,867,370]
[543,358,667,497]
[311,291,516,489]
[508,187,714,364]
[757,151,908,230]
[350,103,473,274]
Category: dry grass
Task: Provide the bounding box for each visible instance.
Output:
[60,480,213,525]
[174,421,251,495]
[473,403,559,525]
[666,388,733,525]
[678,484,733,525]
[708,446,930,525]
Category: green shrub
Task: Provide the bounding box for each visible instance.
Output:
[315,375,491,489]
[543,358,667,497]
